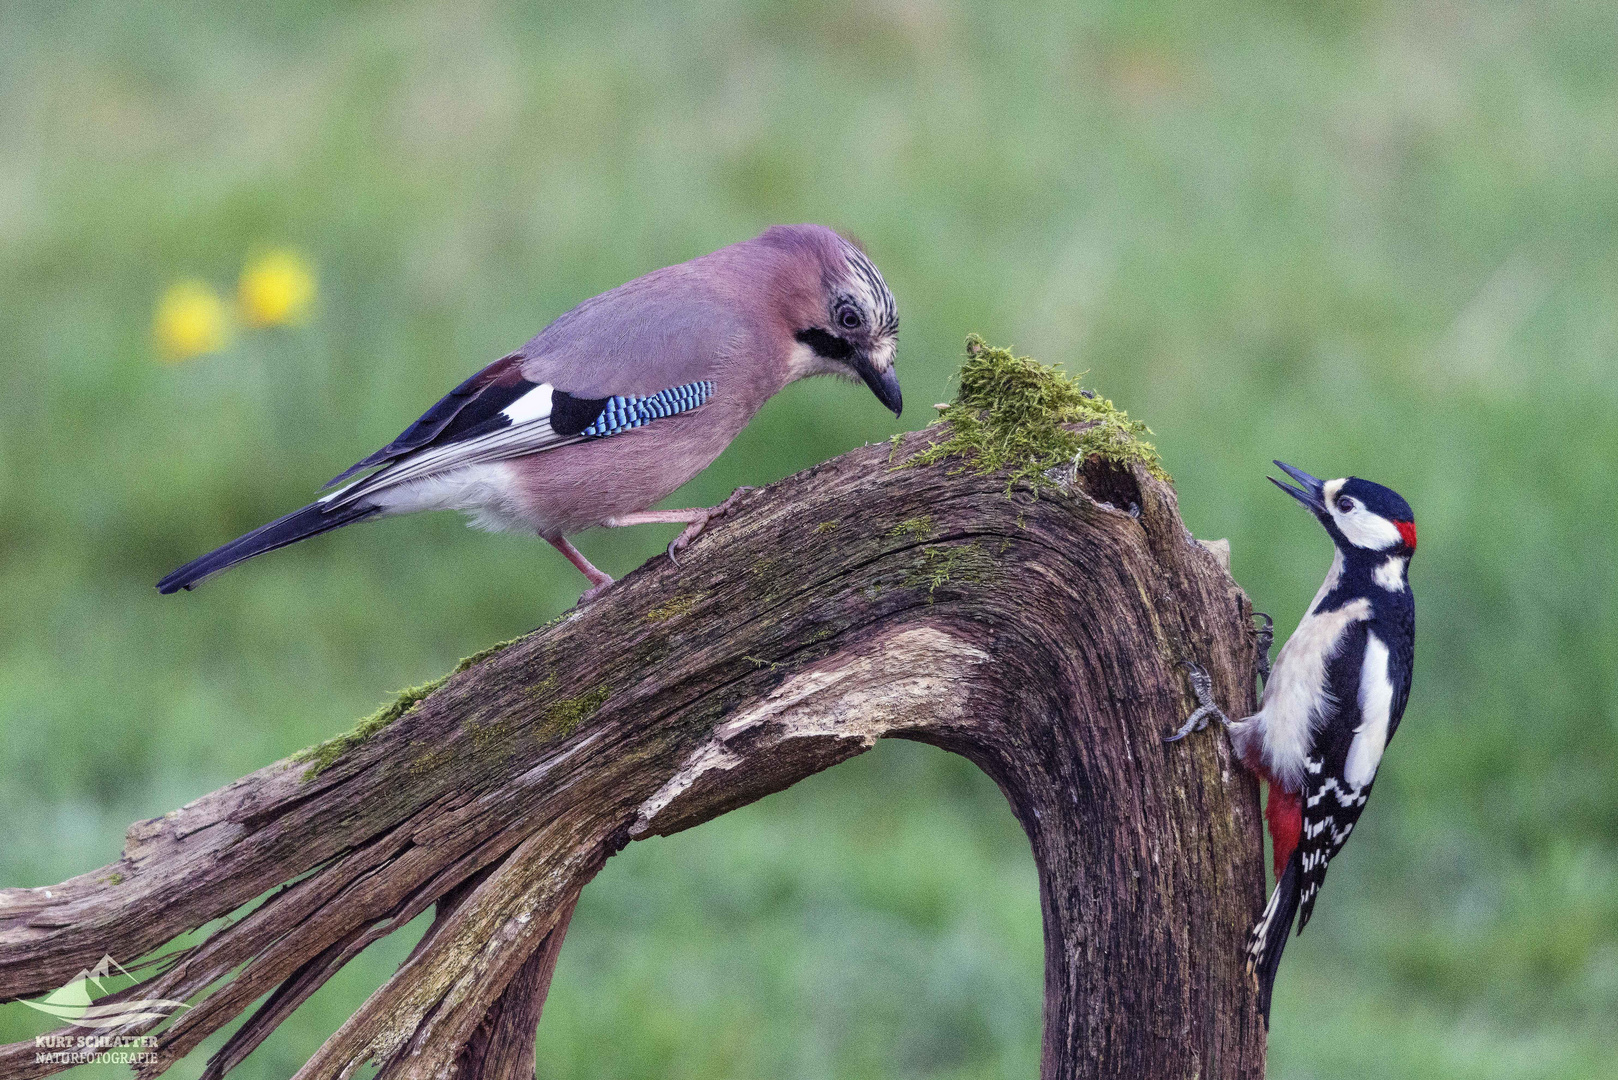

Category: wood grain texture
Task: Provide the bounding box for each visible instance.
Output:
[0,431,1267,1079]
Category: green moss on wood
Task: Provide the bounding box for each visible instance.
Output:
[467,717,516,758]
[645,594,704,623]
[907,335,1169,491]
[887,515,935,541]
[524,674,561,700]
[543,686,611,737]
[293,636,524,779]
[408,742,455,778]
[903,542,998,598]
[814,520,841,534]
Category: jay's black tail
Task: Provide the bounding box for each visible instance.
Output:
[157,501,380,594]
[1245,850,1302,1025]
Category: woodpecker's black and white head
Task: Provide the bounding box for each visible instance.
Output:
[1272,461,1416,589]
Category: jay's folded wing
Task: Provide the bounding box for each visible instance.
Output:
[323,369,715,510]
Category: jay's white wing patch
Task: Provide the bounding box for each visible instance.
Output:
[500,383,557,424]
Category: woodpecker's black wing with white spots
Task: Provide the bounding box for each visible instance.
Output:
[1296,620,1410,928]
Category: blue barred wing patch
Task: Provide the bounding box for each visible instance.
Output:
[581,380,715,437]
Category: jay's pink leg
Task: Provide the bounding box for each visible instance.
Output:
[605,487,755,564]
[546,535,614,603]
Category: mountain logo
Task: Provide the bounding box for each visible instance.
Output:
[17,955,189,1029]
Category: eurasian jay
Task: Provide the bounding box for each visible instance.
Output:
[158,224,902,602]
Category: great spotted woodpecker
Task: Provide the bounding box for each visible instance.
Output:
[1167,461,1416,1022]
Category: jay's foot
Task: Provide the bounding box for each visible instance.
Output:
[546,534,615,604]
[1252,612,1275,684]
[604,487,758,565]
[666,486,756,564]
[1164,660,1231,743]
[579,578,615,604]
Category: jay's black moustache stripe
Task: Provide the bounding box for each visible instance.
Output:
[794,327,854,360]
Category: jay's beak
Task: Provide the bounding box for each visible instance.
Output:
[854,352,903,418]
[1270,460,1327,514]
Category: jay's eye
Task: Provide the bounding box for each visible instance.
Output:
[837,306,863,330]
[1336,496,1354,513]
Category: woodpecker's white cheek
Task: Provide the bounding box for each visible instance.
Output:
[1373,556,1407,592]
[1332,506,1404,551]
[1346,634,1394,788]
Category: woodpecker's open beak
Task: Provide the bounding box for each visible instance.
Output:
[1270,460,1327,514]
[853,352,903,417]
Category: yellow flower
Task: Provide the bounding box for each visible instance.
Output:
[153,281,231,361]
[238,249,316,328]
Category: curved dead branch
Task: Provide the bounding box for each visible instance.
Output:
[0,431,1268,1079]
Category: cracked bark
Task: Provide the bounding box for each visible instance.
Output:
[0,430,1267,1078]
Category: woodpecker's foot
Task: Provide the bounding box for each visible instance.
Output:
[1252,612,1275,684]
[666,486,757,565]
[1164,660,1231,743]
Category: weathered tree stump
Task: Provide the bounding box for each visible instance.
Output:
[0,426,1267,1079]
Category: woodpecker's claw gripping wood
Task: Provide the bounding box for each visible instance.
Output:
[1252,612,1276,684]
[1,435,1266,1080]
[1166,660,1234,743]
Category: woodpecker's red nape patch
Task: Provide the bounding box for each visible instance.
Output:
[1396,520,1417,550]
[1266,787,1303,879]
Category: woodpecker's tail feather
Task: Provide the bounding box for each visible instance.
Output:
[1246,850,1302,1025]
[157,501,380,594]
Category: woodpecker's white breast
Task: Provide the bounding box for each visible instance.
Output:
[1235,550,1371,790]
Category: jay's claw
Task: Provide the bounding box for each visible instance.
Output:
[666,513,710,565]
[711,485,756,519]
[1164,660,1231,743]
[665,487,758,566]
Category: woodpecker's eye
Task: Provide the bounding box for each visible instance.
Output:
[836,305,863,331]
[1336,496,1355,514]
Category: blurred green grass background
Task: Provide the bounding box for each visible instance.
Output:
[2,0,1616,1076]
